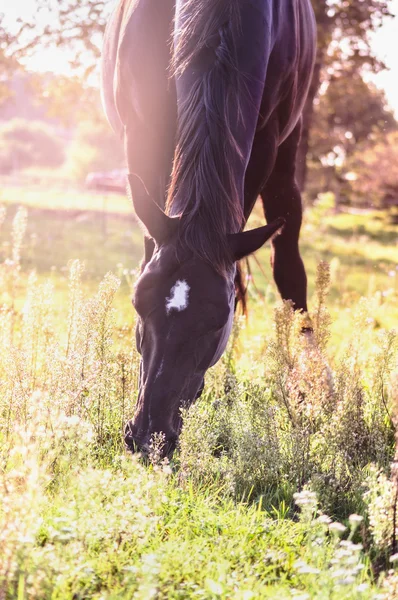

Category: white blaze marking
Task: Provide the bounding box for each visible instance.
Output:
[166,280,190,314]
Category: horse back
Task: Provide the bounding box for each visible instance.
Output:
[101,0,175,136]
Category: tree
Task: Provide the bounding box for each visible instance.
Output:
[0,18,21,103]
[0,11,42,101]
[306,69,396,201]
[31,0,395,196]
[0,119,65,173]
[66,119,125,181]
[36,74,104,126]
[344,131,398,208]
[6,1,110,77]
[297,0,393,192]
[2,0,394,195]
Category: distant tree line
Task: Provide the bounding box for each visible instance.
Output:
[0,71,125,179]
[0,0,397,207]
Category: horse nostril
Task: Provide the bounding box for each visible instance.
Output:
[124,420,177,458]
[124,421,142,454]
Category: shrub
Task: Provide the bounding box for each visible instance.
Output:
[0,119,65,173]
[345,131,398,208]
[0,205,397,596]
[0,208,140,466]
[65,120,125,181]
[179,263,397,518]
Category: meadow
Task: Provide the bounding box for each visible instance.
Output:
[0,182,398,599]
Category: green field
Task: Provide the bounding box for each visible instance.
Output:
[1,184,397,351]
[0,184,398,598]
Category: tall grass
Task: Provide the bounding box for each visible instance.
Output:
[180,262,396,517]
[0,208,140,459]
[0,205,397,598]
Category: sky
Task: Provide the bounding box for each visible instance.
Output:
[369,0,398,115]
[3,0,398,114]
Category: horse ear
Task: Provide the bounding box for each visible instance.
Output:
[127,174,178,243]
[228,218,285,261]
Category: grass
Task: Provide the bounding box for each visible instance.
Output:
[1,184,397,335]
[0,185,398,598]
[0,180,133,215]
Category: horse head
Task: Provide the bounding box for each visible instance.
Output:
[126,175,284,456]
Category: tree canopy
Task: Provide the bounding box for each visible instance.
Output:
[0,118,65,173]
[297,0,394,191]
[0,0,396,201]
[345,131,398,207]
[310,69,395,169]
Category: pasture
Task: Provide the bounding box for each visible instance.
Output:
[1,184,398,598]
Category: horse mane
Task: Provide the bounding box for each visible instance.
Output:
[166,0,245,273]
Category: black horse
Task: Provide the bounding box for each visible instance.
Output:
[101,0,316,454]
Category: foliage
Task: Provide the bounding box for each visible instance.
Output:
[43,0,108,71]
[307,70,396,201]
[39,75,104,126]
[0,111,124,180]
[65,119,125,181]
[0,200,397,596]
[344,131,398,208]
[2,1,110,76]
[180,264,396,517]
[297,0,393,191]
[2,204,397,598]
[312,0,392,73]
[1,0,396,202]
[0,71,123,179]
[0,17,27,102]
[0,70,103,131]
[0,119,65,173]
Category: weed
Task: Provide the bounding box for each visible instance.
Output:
[0,204,397,598]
